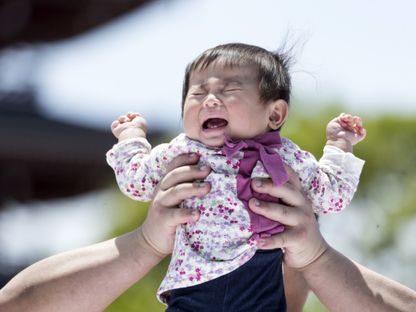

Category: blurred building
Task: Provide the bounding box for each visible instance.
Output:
[0,0,158,287]
[0,0,160,203]
[0,90,116,206]
[0,0,155,48]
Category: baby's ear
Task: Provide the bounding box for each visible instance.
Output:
[268,100,288,130]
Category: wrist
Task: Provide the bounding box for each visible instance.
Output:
[136,227,166,262]
[299,243,334,275]
[118,127,147,141]
[326,138,353,153]
[295,237,329,272]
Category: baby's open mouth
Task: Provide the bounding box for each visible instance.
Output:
[202,118,228,130]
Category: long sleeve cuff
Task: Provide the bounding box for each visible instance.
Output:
[320,145,365,177]
[106,137,152,167]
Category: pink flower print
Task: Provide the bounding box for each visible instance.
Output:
[334,198,344,211]
[151,179,159,187]
[224,183,234,193]
[195,268,202,281]
[191,241,203,252]
[294,150,304,163]
[310,178,318,191]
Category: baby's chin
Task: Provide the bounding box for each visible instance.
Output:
[187,134,225,149]
[200,138,225,149]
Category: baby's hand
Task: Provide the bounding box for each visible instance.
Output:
[326,113,367,152]
[111,112,148,141]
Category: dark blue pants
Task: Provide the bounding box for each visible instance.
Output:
[166,249,286,312]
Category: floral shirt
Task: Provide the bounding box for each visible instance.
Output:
[106,132,364,302]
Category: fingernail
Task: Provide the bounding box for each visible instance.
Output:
[189,153,197,158]
[199,164,209,171]
[258,239,266,247]
[252,198,260,206]
[193,180,207,187]
[253,179,263,187]
[191,210,200,220]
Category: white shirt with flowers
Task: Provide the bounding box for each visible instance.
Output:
[106,133,364,303]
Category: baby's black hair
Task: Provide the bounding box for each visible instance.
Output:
[181,43,292,115]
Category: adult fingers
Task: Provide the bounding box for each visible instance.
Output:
[162,206,200,227]
[248,198,307,227]
[166,153,199,172]
[257,227,298,250]
[251,178,307,208]
[161,154,211,191]
[284,165,302,190]
[156,181,211,208]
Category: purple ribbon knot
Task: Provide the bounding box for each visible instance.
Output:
[222,131,288,238]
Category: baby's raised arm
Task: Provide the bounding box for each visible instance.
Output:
[111,112,148,141]
[107,112,161,202]
[281,113,366,214]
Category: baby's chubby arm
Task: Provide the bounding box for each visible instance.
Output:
[111,112,148,141]
[281,113,366,214]
[326,113,366,153]
[107,112,163,202]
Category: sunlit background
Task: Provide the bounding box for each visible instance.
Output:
[1,0,415,311]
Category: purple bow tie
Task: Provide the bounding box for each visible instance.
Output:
[222,131,288,186]
[222,131,288,238]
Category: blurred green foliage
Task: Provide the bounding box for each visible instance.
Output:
[105,105,416,311]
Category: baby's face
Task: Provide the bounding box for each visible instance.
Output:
[183,64,273,148]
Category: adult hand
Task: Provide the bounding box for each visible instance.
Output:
[249,168,328,269]
[140,153,211,256]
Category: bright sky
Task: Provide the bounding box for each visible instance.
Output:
[32,0,416,130]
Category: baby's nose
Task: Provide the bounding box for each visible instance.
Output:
[203,94,222,108]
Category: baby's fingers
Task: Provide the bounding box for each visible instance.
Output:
[111,120,120,130]
[127,112,140,120]
[117,114,130,123]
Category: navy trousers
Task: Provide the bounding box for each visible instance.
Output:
[166,249,286,312]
